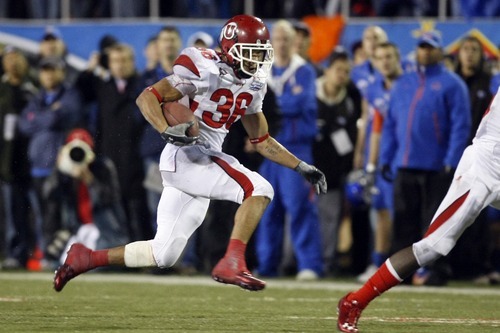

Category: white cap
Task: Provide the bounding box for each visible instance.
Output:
[187,31,214,48]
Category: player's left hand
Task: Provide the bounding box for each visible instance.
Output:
[295,161,327,194]
[161,121,199,146]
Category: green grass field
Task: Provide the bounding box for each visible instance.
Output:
[0,272,498,333]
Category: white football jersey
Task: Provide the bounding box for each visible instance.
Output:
[171,47,268,151]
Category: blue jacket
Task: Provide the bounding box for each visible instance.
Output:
[270,57,317,152]
[18,85,82,176]
[380,64,471,171]
[351,60,382,98]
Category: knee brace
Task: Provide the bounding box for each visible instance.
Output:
[124,241,156,267]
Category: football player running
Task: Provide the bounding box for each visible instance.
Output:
[54,14,327,292]
[337,87,500,332]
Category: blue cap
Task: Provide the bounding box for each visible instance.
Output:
[417,31,442,48]
[293,21,311,37]
[41,26,62,41]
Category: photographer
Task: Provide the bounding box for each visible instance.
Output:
[44,129,129,265]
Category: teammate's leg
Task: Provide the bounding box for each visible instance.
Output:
[337,162,490,332]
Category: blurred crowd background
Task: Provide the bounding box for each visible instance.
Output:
[0,0,499,19]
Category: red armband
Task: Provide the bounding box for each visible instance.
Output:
[145,86,163,104]
[249,133,270,144]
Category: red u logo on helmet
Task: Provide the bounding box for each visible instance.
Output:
[222,22,238,40]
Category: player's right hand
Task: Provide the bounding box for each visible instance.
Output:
[161,121,199,146]
[295,161,328,194]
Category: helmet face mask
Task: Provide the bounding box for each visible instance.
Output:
[228,42,273,78]
[219,15,274,79]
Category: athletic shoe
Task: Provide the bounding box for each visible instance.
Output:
[412,267,448,286]
[356,264,378,283]
[211,257,266,291]
[1,257,23,270]
[53,243,92,292]
[296,269,319,281]
[489,271,500,285]
[473,271,500,285]
[337,293,363,333]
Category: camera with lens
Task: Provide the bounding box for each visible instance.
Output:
[57,139,95,177]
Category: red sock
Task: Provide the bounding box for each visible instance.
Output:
[226,239,246,257]
[89,250,109,268]
[348,261,402,308]
[225,239,247,269]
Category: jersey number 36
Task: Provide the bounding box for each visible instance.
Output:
[202,89,253,130]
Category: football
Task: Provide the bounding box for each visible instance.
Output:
[162,102,199,137]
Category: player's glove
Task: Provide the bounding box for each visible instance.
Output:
[361,167,379,205]
[161,121,199,146]
[295,161,328,194]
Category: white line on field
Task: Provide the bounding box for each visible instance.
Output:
[367,316,500,325]
[0,272,499,296]
[284,316,500,326]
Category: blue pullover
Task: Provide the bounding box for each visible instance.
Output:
[380,63,471,171]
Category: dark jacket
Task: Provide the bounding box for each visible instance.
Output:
[18,84,82,176]
[0,76,37,182]
[139,66,169,160]
[313,79,361,190]
[76,71,145,196]
[44,157,129,249]
[456,68,493,143]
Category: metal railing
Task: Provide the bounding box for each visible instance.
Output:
[57,0,451,22]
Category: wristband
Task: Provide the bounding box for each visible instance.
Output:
[249,133,269,144]
[145,86,163,103]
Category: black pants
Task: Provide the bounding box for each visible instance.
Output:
[391,169,453,254]
[33,176,60,254]
[1,180,34,265]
